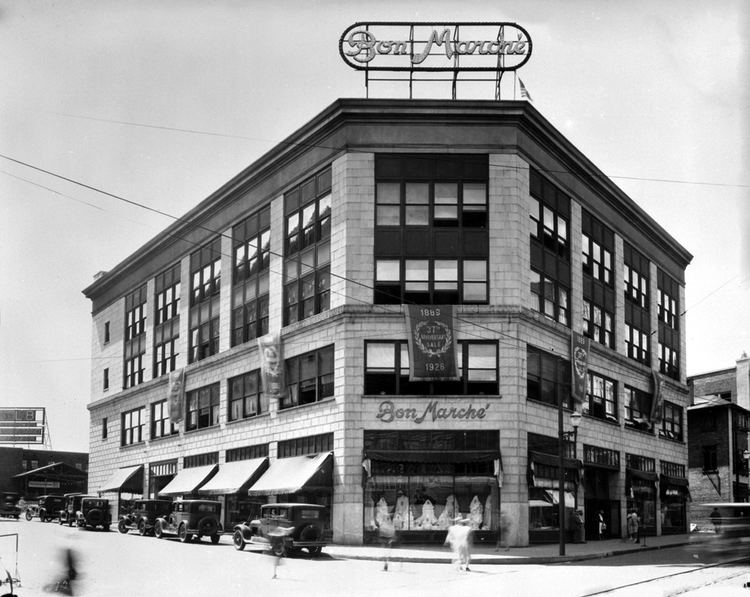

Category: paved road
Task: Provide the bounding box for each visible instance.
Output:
[2,519,750,597]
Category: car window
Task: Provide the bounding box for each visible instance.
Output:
[197,503,217,513]
[299,509,321,520]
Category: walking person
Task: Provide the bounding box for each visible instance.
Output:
[495,510,511,551]
[597,510,606,540]
[626,509,640,543]
[445,517,473,571]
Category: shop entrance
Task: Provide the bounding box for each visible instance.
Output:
[584,467,619,540]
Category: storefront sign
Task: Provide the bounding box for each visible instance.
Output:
[405,305,459,381]
[376,400,490,424]
[167,368,185,424]
[340,22,532,72]
[571,332,590,407]
[28,481,60,489]
[258,332,284,399]
[0,407,45,444]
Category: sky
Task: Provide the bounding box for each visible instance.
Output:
[0,1,748,453]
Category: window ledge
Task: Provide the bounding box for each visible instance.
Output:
[278,397,336,414]
[624,424,655,436]
[582,413,620,427]
[659,434,684,444]
[149,432,180,444]
[226,412,270,425]
[120,441,145,451]
[184,424,220,436]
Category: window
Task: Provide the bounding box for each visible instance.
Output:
[529,168,570,326]
[284,168,331,325]
[660,401,683,441]
[151,399,177,439]
[186,383,220,431]
[226,443,269,462]
[624,323,650,365]
[624,244,649,310]
[277,433,333,458]
[657,269,680,379]
[154,263,180,377]
[121,407,144,446]
[189,239,221,363]
[374,154,489,306]
[365,340,498,395]
[104,321,110,343]
[103,368,109,391]
[228,370,268,421]
[102,417,108,440]
[375,258,488,304]
[123,285,147,389]
[283,345,335,409]
[183,452,218,468]
[581,210,614,348]
[526,346,572,410]
[624,243,651,365]
[702,445,718,472]
[584,371,617,422]
[624,386,652,431]
[232,207,271,345]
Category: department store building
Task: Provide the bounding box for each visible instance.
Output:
[83,98,692,545]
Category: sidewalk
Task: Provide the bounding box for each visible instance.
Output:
[324,533,704,565]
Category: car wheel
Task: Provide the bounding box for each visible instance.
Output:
[118,519,129,534]
[25,510,32,521]
[154,520,164,539]
[178,523,191,543]
[59,518,64,525]
[138,519,147,536]
[307,546,322,557]
[211,534,220,545]
[233,530,246,550]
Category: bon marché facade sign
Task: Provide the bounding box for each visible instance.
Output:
[340,22,532,72]
[376,400,490,424]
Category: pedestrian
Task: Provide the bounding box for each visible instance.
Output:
[445,517,472,571]
[709,507,722,534]
[597,510,606,540]
[377,516,396,571]
[495,510,511,551]
[627,509,639,543]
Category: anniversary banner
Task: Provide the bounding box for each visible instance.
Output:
[258,331,284,399]
[571,331,590,407]
[168,368,186,424]
[404,305,459,381]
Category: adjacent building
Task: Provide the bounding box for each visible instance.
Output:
[0,447,88,498]
[83,99,692,545]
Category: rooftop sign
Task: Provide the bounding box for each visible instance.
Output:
[339,22,532,72]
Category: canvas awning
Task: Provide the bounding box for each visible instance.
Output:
[158,464,218,496]
[544,489,576,508]
[99,464,143,493]
[198,458,268,495]
[247,452,332,496]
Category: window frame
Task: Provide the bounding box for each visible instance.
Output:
[121,407,144,447]
[282,345,335,410]
[526,345,572,410]
[185,383,220,432]
[660,400,683,441]
[584,371,618,423]
[228,370,266,421]
[150,399,178,440]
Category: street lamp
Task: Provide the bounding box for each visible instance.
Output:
[558,408,582,556]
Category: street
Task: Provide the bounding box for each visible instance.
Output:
[3,519,750,597]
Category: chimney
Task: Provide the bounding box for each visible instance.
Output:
[736,351,750,411]
[93,270,107,281]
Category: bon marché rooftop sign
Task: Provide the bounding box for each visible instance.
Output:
[339,22,532,72]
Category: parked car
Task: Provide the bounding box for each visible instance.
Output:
[154,499,221,544]
[76,497,111,531]
[59,493,94,527]
[118,499,173,536]
[0,492,21,519]
[232,503,327,557]
[29,495,65,522]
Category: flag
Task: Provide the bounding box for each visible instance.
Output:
[519,78,533,102]
[258,332,284,400]
[168,368,185,424]
[649,369,664,428]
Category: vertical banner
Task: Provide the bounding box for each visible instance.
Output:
[404,305,458,381]
[650,369,664,428]
[168,368,185,424]
[571,332,590,408]
[258,332,284,399]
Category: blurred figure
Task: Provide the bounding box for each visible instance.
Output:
[43,546,78,595]
[496,510,512,551]
[710,507,722,534]
[445,517,472,571]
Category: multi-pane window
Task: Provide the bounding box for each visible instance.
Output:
[581,210,614,348]
[624,243,650,365]
[232,207,271,345]
[186,383,220,431]
[365,340,498,395]
[625,324,650,365]
[584,371,617,422]
[660,400,683,441]
[154,263,180,377]
[228,370,268,421]
[124,285,147,389]
[121,407,144,446]
[151,399,177,439]
[284,167,331,325]
[277,433,333,458]
[283,345,335,409]
[529,168,570,326]
[226,443,269,462]
[184,452,219,468]
[374,154,489,306]
[375,258,488,304]
[526,345,572,410]
[624,386,652,430]
[624,244,649,309]
[657,269,680,379]
[189,239,221,363]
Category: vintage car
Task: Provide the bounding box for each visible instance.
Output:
[28,495,65,522]
[232,503,327,557]
[118,499,173,536]
[153,499,221,544]
[0,492,21,519]
[76,497,112,531]
[58,493,93,526]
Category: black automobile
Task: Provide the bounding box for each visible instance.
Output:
[232,503,327,557]
[154,500,221,544]
[29,495,65,522]
[59,493,94,527]
[76,497,112,531]
[118,499,173,536]
[0,492,21,519]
